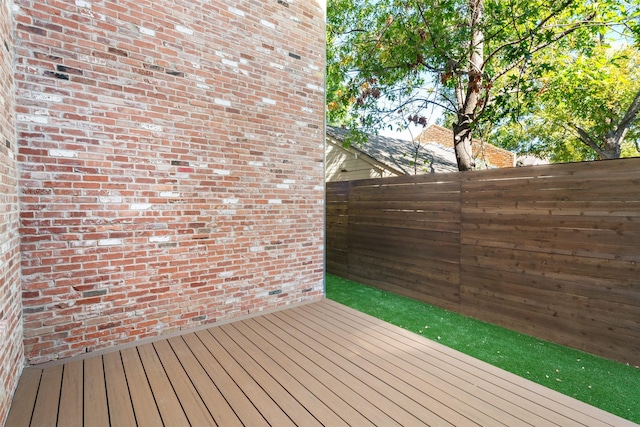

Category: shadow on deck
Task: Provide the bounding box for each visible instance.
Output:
[6,299,634,426]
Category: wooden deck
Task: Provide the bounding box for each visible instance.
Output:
[6,299,634,426]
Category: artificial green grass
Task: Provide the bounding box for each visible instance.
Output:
[326,274,640,423]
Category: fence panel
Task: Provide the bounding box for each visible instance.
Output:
[338,174,462,311]
[326,158,640,364]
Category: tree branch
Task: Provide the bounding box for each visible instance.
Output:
[613,87,640,142]
[490,19,591,84]
[484,0,574,67]
[571,124,605,157]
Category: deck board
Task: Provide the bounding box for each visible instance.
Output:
[6,299,637,427]
[180,333,269,426]
[273,308,451,426]
[83,355,109,426]
[119,347,164,427]
[236,318,374,426]
[103,351,137,426]
[152,339,217,426]
[30,365,62,427]
[57,360,83,427]
[295,303,514,425]
[165,336,242,427]
[305,301,555,425]
[253,311,402,426]
[136,342,190,426]
[194,329,296,426]
[318,299,627,427]
[5,368,41,427]
[224,321,347,426]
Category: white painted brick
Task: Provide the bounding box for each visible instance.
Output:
[268,199,282,204]
[214,169,231,176]
[131,203,152,210]
[33,93,63,102]
[283,179,296,184]
[99,196,122,203]
[71,240,96,248]
[139,26,156,36]
[277,184,289,189]
[140,123,163,132]
[50,149,78,158]
[214,98,231,107]
[228,6,245,16]
[301,107,313,113]
[160,192,180,197]
[261,19,275,29]
[175,25,194,35]
[75,0,91,9]
[149,236,171,243]
[17,114,48,124]
[262,98,276,105]
[248,161,263,167]
[98,239,121,246]
[221,58,238,68]
[79,54,106,65]
[250,246,264,252]
[223,198,239,204]
[197,83,210,90]
[269,62,284,70]
[219,271,234,278]
[306,83,322,91]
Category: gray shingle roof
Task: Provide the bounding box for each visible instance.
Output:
[327,126,458,174]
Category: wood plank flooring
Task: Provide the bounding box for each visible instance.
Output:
[5,299,635,426]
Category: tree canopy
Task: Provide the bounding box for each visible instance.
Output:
[489,45,640,162]
[327,0,640,170]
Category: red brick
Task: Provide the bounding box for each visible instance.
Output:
[415,124,515,168]
[10,0,326,373]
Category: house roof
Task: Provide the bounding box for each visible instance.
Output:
[326,126,459,174]
[415,124,516,168]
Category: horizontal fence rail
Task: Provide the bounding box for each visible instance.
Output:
[326,158,640,365]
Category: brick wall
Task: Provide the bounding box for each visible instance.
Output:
[0,0,23,422]
[415,124,515,168]
[15,0,326,364]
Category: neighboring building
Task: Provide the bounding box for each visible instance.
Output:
[2,1,326,422]
[414,124,516,169]
[326,126,458,181]
[516,155,551,167]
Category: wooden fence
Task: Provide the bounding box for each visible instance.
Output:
[326,158,640,365]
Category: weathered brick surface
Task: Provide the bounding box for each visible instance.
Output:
[415,124,515,168]
[15,0,326,364]
[0,0,23,422]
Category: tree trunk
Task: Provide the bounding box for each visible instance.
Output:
[453,117,475,171]
[576,88,640,160]
[600,133,622,159]
[452,0,484,172]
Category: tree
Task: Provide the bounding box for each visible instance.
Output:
[327,0,639,171]
[490,45,640,162]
